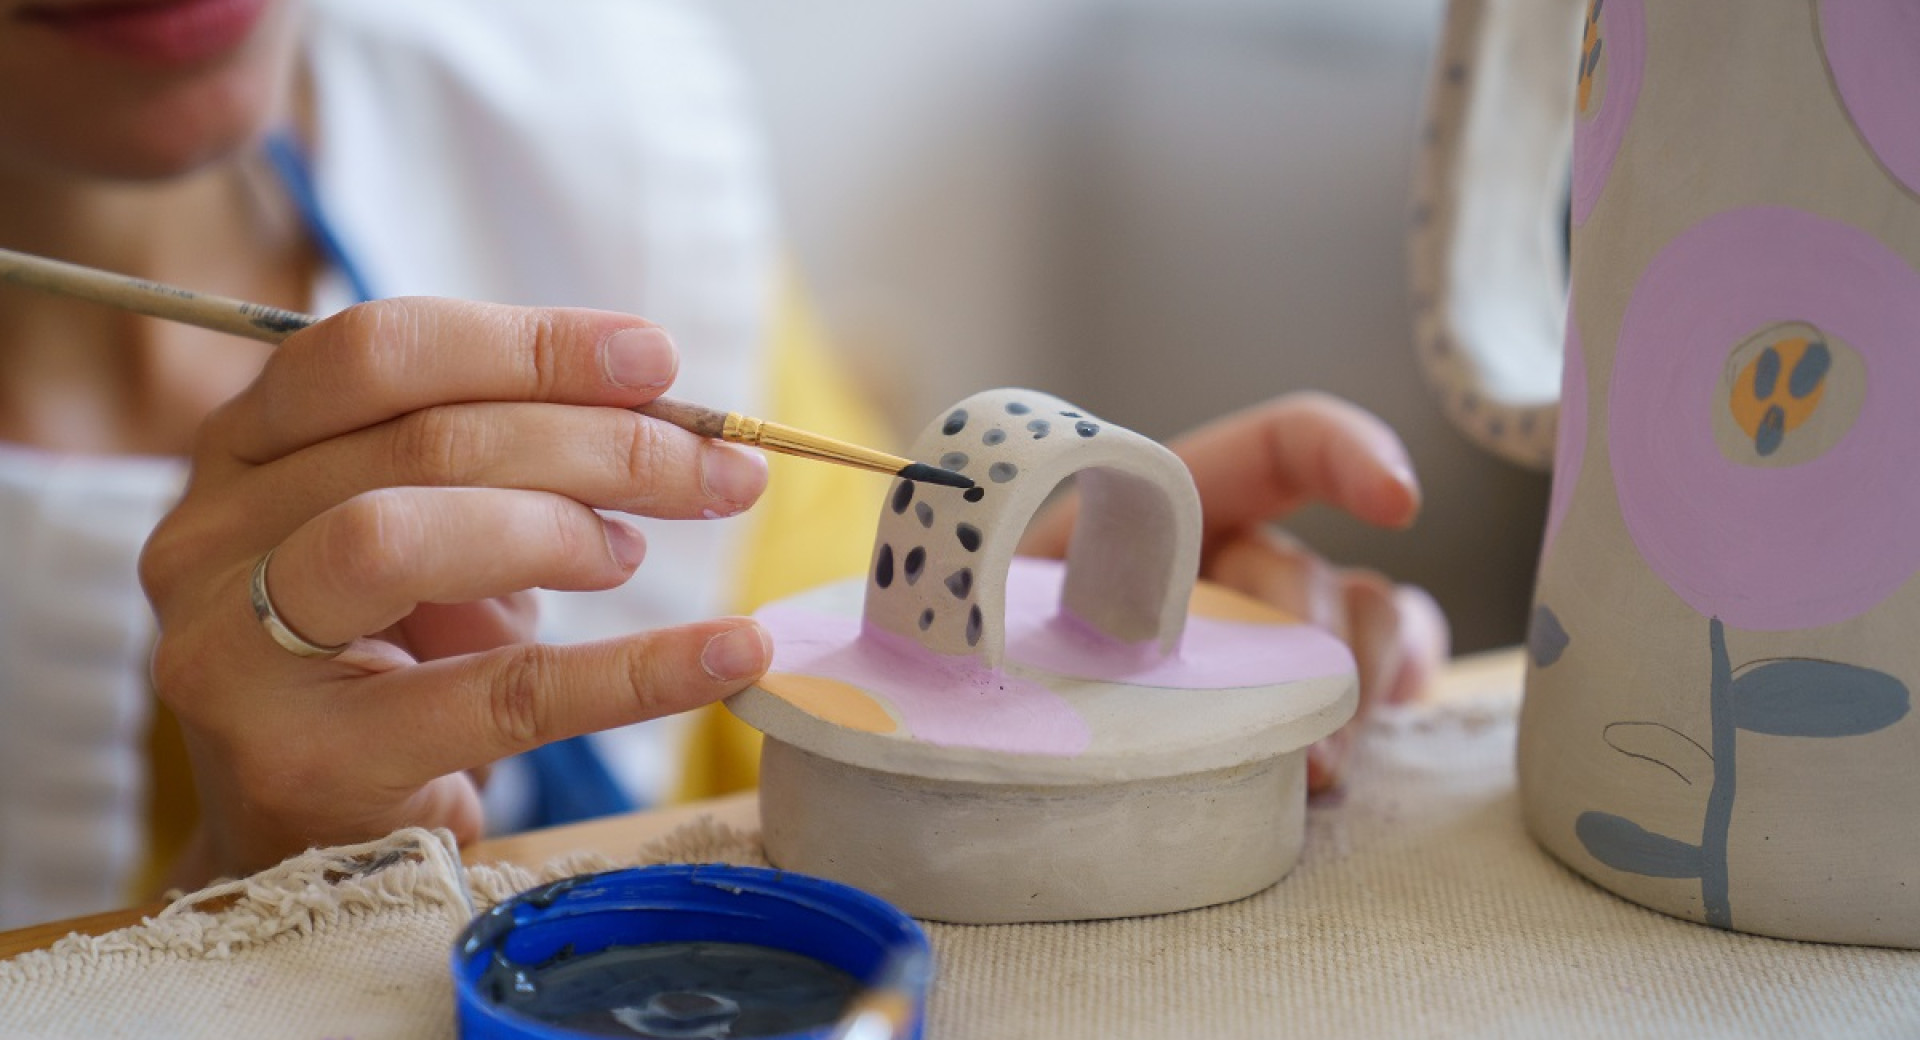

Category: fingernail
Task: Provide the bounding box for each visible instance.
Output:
[1388,462,1419,495]
[602,517,647,568]
[701,443,768,513]
[702,623,770,682]
[1385,463,1422,527]
[602,327,678,389]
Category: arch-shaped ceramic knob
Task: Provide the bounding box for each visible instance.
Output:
[861,389,1202,670]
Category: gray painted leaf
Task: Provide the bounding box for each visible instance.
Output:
[1528,604,1570,667]
[1730,659,1910,738]
[1575,811,1703,879]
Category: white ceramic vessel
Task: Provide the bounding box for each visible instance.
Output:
[729,389,1357,923]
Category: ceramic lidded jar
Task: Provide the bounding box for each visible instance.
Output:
[728,389,1358,924]
[1414,0,1920,945]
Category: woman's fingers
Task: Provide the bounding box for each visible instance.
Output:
[1173,392,1421,546]
[208,299,683,463]
[259,487,654,653]
[1022,392,1420,559]
[1306,573,1452,792]
[1201,529,1452,793]
[1387,583,1451,704]
[1205,528,1349,641]
[226,401,766,537]
[398,596,540,662]
[347,618,771,789]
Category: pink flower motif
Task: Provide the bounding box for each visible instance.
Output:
[1820,1,1920,197]
[1609,207,1920,631]
[1572,0,1645,226]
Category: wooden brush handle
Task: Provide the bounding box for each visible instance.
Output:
[633,397,729,439]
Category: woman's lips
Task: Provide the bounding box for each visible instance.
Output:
[15,0,270,68]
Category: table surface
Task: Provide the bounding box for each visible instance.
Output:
[0,647,1525,962]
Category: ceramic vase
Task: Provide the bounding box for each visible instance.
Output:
[1414,0,1920,946]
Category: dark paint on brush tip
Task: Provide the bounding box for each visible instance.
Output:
[897,462,975,490]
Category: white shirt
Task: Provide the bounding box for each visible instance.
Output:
[0,0,776,928]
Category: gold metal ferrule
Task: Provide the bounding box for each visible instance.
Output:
[721,411,762,444]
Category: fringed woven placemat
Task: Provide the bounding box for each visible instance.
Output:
[6,696,1917,1039]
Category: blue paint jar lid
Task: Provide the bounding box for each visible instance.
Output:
[451,864,932,1040]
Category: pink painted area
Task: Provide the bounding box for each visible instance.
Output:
[756,558,1354,755]
[999,558,1355,688]
[1543,303,1587,558]
[1609,207,1920,630]
[1820,1,1920,197]
[758,608,1093,755]
[1572,0,1644,226]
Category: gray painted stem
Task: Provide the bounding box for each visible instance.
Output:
[1702,617,1734,930]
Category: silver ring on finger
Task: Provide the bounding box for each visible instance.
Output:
[249,549,351,660]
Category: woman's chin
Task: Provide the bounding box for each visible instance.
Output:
[0,0,297,182]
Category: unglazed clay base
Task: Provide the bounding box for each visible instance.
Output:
[734,563,1351,923]
[728,389,1358,924]
[757,739,1309,925]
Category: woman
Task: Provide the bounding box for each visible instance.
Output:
[0,0,1445,928]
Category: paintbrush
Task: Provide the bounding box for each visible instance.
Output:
[827,941,931,1040]
[0,247,974,490]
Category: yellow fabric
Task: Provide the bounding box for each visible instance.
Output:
[137,701,197,900]
[674,277,893,801]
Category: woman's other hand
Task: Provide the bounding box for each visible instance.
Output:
[1023,392,1450,792]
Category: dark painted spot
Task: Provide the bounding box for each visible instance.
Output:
[1584,35,1603,77]
[1755,405,1785,456]
[943,409,968,435]
[956,523,982,552]
[940,451,969,472]
[1753,346,1781,400]
[1027,419,1050,439]
[914,501,934,528]
[874,544,894,588]
[983,429,1006,446]
[963,487,985,503]
[1005,401,1031,415]
[1529,604,1570,667]
[904,547,926,584]
[988,462,1018,483]
[1074,421,1099,438]
[945,568,974,599]
[890,479,913,515]
[1790,341,1831,398]
[919,608,935,631]
[1446,62,1467,84]
[965,605,983,646]
[1489,419,1505,439]
[1060,411,1082,418]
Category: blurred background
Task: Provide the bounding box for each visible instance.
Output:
[707,0,1548,652]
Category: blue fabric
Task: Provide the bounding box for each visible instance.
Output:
[260,132,380,307]
[262,131,638,827]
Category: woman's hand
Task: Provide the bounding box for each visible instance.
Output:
[1023,392,1449,792]
[140,299,774,885]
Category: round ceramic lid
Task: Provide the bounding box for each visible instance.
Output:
[727,557,1358,786]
